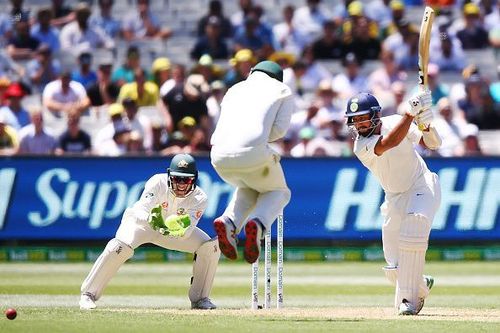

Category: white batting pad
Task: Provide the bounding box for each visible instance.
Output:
[189,238,220,302]
[81,238,134,300]
[384,265,431,299]
[396,214,432,308]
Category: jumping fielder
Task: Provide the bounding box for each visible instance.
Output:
[211,60,293,264]
[345,91,441,315]
[79,153,220,310]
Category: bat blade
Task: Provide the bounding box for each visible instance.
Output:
[418,6,435,90]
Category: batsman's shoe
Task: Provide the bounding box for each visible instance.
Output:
[416,275,434,314]
[191,297,217,310]
[398,299,417,316]
[244,219,263,264]
[213,216,238,260]
[79,293,96,310]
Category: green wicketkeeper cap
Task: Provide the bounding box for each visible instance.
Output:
[251,60,283,82]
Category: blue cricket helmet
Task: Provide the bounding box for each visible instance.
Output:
[345,93,381,125]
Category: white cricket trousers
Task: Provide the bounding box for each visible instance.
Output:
[211,145,291,232]
[380,171,441,267]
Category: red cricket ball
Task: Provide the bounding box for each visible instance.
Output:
[5,308,17,320]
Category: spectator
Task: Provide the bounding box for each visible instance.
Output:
[0,113,19,156]
[290,126,330,157]
[94,102,126,147]
[231,0,254,29]
[461,124,483,156]
[224,49,256,88]
[56,109,91,155]
[96,119,131,156]
[192,55,224,84]
[71,52,98,89]
[490,65,500,103]
[162,74,210,133]
[268,51,297,95]
[151,57,171,90]
[197,0,232,38]
[314,79,343,136]
[433,97,467,157]
[191,16,230,60]
[159,63,186,99]
[161,116,208,155]
[18,107,58,155]
[426,63,449,105]
[298,45,332,92]
[122,97,153,152]
[8,0,30,22]
[368,48,407,101]
[118,68,159,107]
[111,45,142,86]
[366,0,393,33]
[89,0,122,39]
[86,56,119,107]
[0,82,30,130]
[26,44,61,94]
[332,52,368,101]
[458,74,500,129]
[312,19,343,59]
[7,17,40,61]
[126,130,145,155]
[0,77,11,106]
[122,0,172,41]
[383,80,406,116]
[342,1,381,61]
[293,0,332,45]
[456,3,490,49]
[50,0,74,28]
[42,71,91,117]
[272,5,308,57]
[430,31,467,72]
[30,7,60,53]
[59,3,115,56]
[206,80,226,127]
[233,14,274,60]
[288,100,323,145]
[0,12,13,48]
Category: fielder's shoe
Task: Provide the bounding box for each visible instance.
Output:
[415,275,434,314]
[191,297,217,310]
[213,216,238,260]
[398,299,417,315]
[79,293,96,310]
[244,219,263,264]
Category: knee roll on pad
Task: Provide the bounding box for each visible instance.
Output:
[81,238,134,300]
[400,214,431,251]
[189,237,220,302]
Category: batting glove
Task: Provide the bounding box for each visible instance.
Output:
[406,90,432,117]
[415,107,434,131]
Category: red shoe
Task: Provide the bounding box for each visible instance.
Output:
[213,217,238,260]
[244,219,263,264]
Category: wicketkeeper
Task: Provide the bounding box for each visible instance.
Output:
[345,91,442,315]
[211,60,293,264]
[79,154,220,310]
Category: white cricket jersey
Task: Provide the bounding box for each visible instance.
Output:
[354,115,429,193]
[127,173,207,228]
[211,72,294,152]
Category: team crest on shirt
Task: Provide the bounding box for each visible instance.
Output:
[177,208,185,215]
[144,192,154,198]
[177,160,189,168]
[161,202,168,209]
[195,211,202,219]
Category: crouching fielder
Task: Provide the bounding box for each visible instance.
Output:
[79,153,220,310]
[345,92,441,315]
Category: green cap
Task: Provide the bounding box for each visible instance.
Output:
[168,154,198,177]
[251,60,283,82]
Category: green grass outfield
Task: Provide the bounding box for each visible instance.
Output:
[1,261,499,332]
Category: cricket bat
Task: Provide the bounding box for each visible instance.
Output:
[418,6,435,91]
[417,6,435,130]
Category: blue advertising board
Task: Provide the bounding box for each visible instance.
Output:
[0,157,499,241]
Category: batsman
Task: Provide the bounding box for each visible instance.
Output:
[79,154,220,310]
[345,91,441,315]
[211,60,293,264]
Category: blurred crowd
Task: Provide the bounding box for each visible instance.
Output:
[0,0,499,158]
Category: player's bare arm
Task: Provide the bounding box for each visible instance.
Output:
[374,114,415,156]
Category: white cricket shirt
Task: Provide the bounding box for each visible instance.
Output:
[354,115,429,193]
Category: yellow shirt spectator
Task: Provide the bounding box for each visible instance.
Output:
[118,81,159,107]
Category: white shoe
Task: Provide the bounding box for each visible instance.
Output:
[213,216,238,260]
[79,293,97,310]
[416,275,434,314]
[398,299,417,315]
[191,297,217,310]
